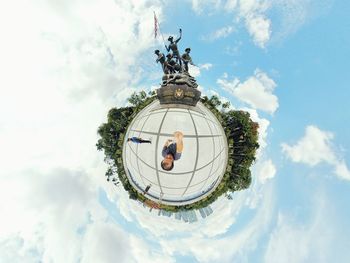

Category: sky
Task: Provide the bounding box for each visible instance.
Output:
[0,0,350,262]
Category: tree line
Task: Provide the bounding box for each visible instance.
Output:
[96,92,259,212]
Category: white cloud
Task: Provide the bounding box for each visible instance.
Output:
[245,14,271,48]
[191,0,223,14]
[257,159,276,184]
[193,0,271,47]
[281,126,335,166]
[213,26,235,39]
[0,1,174,262]
[217,69,279,114]
[217,76,241,93]
[194,0,332,48]
[202,26,235,41]
[128,236,175,263]
[281,125,350,180]
[200,63,213,70]
[271,0,333,43]
[0,0,162,102]
[266,215,312,262]
[0,169,104,262]
[334,160,350,180]
[188,63,213,77]
[264,191,350,263]
[188,64,201,77]
[0,168,170,262]
[158,183,275,263]
[0,236,41,263]
[237,1,272,48]
[225,0,238,10]
[81,222,132,263]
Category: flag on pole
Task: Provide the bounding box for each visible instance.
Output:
[154,12,158,39]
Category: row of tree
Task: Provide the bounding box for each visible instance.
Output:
[96,92,259,212]
[96,90,157,200]
[178,96,259,211]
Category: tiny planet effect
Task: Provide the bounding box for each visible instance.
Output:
[123,99,228,206]
[97,28,259,220]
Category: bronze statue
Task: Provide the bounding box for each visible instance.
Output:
[155,28,201,106]
[155,29,196,75]
[165,28,182,68]
[165,53,182,74]
[161,73,198,89]
[155,50,166,73]
[165,54,175,74]
[181,48,194,72]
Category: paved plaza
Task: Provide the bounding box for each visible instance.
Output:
[123,100,228,206]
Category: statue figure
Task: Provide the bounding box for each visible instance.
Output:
[155,50,166,73]
[165,53,181,74]
[165,28,182,68]
[161,73,198,89]
[181,48,195,72]
[165,53,175,74]
[155,28,202,106]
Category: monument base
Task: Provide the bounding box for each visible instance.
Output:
[157,84,201,106]
[156,73,201,106]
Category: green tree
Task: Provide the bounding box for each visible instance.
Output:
[97,93,259,212]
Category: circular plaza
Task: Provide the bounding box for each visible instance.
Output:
[122,100,228,206]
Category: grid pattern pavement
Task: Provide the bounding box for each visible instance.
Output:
[122,100,228,206]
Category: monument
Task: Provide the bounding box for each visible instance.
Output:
[119,29,227,206]
[97,27,259,218]
[155,28,201,106]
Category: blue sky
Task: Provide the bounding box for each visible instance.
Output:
[0,0,350,262]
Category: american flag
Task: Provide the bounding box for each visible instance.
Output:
[154,12,158,39]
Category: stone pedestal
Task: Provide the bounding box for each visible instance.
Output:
[156,73,201,106]
[157,84,201,106]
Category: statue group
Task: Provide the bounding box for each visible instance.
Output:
[155,28,195,75]
[156,28,201,106]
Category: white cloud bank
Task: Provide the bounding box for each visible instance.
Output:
[281,125,350,180]
[193,0,272,48]
[194,0,333,48]
[0,0,174,262]
[158,183,275,263]
[0,1,280,262]
[270,0,333,43]
[264,191,350,263]
[217,69,279,114]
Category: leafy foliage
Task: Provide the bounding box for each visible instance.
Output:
[96,91,157,199]
[96,92,259,212]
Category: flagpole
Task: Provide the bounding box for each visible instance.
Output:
[153,11,166,48]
